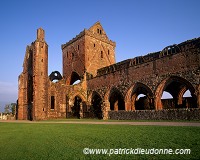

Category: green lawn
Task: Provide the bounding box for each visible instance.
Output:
[0,122,199,160]
[42,118,200,122]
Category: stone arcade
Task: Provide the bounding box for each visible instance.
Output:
[17,22,200,120]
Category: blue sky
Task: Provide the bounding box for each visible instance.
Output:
[0,0,200,112]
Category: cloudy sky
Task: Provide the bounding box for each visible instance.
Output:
[0,0,199,112]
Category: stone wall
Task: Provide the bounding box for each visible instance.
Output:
[88,38,200,92]
[87,37,200,111]
[62,33,85,84]
[18,22,200,121]
[62,22,116,84]
[109,109,200,120]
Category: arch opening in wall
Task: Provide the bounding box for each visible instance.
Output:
[161,91,173,99]
[49,71,62,83]
[182,90,194,108]
[71,96,82,118]
[157,76,197,109]
[183,90,192,97]
[160,44,181,57]
[70,72,81,85]
[161,91,174,109]
[109,88,125,111]
[131,83,154,110]
[91,92,103,119]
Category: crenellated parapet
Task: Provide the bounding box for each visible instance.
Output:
[61,29,116,50]
[61,30,85,49]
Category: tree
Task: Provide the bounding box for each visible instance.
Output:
[4,103,16,114]
[4,104,10,114]
[11,103,16,115]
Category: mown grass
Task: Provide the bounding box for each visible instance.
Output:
[0,122,199,160]
[41,118,200,123]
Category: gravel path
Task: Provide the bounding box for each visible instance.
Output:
[1,120,200,127]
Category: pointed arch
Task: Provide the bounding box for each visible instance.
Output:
[69,92,86,103]
[49,71,62,82]
[71,95,82,118]
[155,76,197,110]
[125,82,154,110]
[108,87,125,111]
[70,71,81,85]
[68,91,87,118]
[90,91,103,119]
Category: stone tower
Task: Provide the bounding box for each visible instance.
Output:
[32,28,48,120]
[62,22,116,85]
[18,28,48,120]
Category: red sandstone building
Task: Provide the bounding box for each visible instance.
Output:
[17,22,200,120]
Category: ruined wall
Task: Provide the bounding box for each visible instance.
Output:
[47,79,87,119]
[18,73,27,120]
[62,32,85,84]
[32,28,48,120]
[84,22,116,76]
[47,80,68,119]
[18,22,200,121]
[18,45,34,120]
[18,28,49,120]
[87,38,200,110]
[109,108,200,120]
[62,22,116,85]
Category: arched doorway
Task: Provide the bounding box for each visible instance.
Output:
[155,76,197,109]
[71,96,82,118]
[109,88,125,111]
[130,83,154,110]
[91,92,103,119]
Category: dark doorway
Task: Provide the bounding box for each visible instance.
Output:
[71,96,82,118]
[109,88,125,110]
[91,92,103,119]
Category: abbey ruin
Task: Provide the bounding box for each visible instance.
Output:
[17,22,200,120]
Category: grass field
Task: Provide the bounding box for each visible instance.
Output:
[0,122,199,160]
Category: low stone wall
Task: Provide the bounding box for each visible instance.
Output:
[108,108,200,120]
[66,111,96,119]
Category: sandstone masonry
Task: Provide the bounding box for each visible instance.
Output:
[17,22,200,120]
